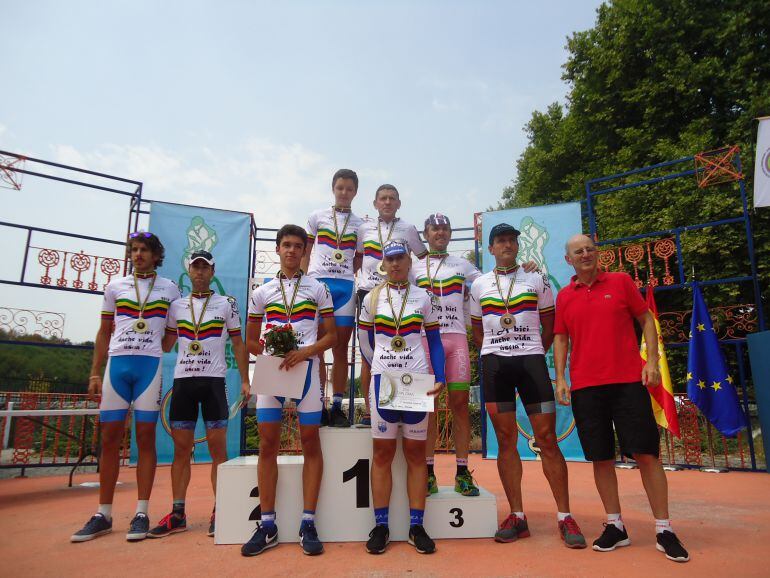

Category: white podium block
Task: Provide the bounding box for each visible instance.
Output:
[215,428,497,544]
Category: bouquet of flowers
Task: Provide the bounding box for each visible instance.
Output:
[261,323,299,357]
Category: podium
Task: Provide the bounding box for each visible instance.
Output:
[215,428,497,544]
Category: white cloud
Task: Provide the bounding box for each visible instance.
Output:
[49,139,387,228]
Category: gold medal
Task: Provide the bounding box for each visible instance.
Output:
[431,294,441,309]
[384,282,410,354]
[133,317,148,333]
[331,207,351,267]
[500,313,515,329]
[377,261,386,276]
[390,335,406,352]
[188,340,203,355]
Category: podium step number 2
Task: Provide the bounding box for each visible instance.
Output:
[215,428,497,544]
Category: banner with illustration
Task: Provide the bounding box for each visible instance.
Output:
[129,202,251,465]
[479,203,585,461]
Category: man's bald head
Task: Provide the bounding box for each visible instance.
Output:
[564,234,595,256]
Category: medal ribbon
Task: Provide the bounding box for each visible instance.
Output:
[377,218,395,257]
[278,271,303,324]
[331,206,352,252]
[493,266,519,316]
[426,253,447,299]
[189,291,213,341]
[385,282,410,337]
[133,272,157,319]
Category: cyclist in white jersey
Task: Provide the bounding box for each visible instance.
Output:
[356,184,427,425]
[72,232,181,543]
[411,213,482,497]
[144,250,250,539]
[242,225,336,557]
[358,240,445,555]
[470,223,586,549]
[301,169,365,428]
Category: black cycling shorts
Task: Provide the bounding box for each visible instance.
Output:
[169,376,229,430]
[481,353,555,416]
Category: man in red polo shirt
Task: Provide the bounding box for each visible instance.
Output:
[553,234,689,563]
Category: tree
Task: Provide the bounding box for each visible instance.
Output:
[501,0,770,322]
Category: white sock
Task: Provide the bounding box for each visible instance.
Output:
[513,511,525,519]
[607,513,624,530]
[97,504,112,520]
[655,518,672,534]
[136,500,149,515]
[557,512,571,522]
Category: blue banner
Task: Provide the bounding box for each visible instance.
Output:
[129,201,251,465]
[479,203,585,461]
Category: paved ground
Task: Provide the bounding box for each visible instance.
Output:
[1,455,768,577]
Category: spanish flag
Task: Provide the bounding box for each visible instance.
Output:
[640,286,680,437]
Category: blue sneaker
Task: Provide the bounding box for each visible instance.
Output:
[299,522,324,555]
[71,513,112,542]
[241,523,278,556]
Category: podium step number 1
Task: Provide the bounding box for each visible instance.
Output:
[215,428,497,544]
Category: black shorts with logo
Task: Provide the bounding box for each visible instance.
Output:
[169,376,229,429]
[571,381,660,461]
[481,353,555,415]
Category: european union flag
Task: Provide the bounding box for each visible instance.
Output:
[686,282,747,437]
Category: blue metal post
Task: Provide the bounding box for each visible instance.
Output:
[735,342,757,470]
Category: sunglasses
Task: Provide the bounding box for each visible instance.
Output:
[129,231,154,239]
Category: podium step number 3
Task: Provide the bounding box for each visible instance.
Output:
[215,428,498,544]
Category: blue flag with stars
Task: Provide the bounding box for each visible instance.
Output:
[686,282,747,437]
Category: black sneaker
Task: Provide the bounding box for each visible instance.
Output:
[147,512,187,538]
[126,512,150,541]
[241,523,279,556]
[656,530,690,562]
[207,511,215,537]
[299,522,324,555]
[329,405,350,427]
[592,523,631,552]
[70,513,112,542]
[408,524,436,554]
[320,406,330,427]
[366,524,390,554]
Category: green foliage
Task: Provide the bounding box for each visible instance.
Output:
[500,0,770,315]
[0,329,91,393]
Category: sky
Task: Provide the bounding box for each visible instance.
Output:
[0,0,603,342]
